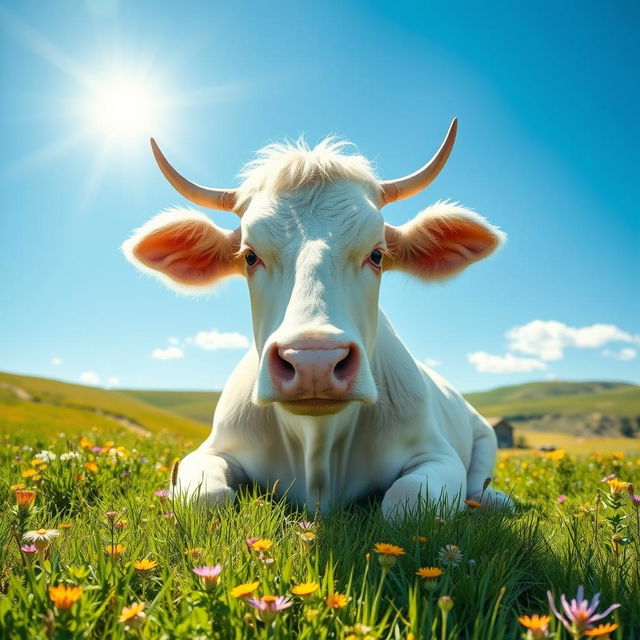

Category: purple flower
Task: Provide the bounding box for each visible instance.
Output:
[91,446,102,454]
[154,489,170,500]
[547,586,620,634]
[192,565,222,589]
[21,544,37,554]
[601,473,616,483]
[557,495,566,504]
[247,595,293,620]
[140,457,148,464]
[630,494,640,509]
[120,471,130,478]
[298,521,314,530]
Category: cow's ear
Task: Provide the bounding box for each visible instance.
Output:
[384,202,505,280]
[122,208,242,293]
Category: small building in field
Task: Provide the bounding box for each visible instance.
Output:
[487,417,514,449]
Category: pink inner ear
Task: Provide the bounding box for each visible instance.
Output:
[387,216,500,280]
[133,223,237,286]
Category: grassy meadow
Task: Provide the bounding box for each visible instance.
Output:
[1,416,639,640]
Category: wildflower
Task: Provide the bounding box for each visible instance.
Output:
[247,538,273,552]
[21,544,37,554]
[373,542,405,568]
[547,586,620,636]
[438,544,463,567]
[15,489,36,512]
[291,581,320,597]
[134,558,158,573]
[438,595,454,612]
[84,462,98,473]
[601,474,616,483]
[607,478,631,495]
[60,451,81,461]
[299,531,316,543]
[518,614,551,639]
[298,521,314,530]
[49,584,82,611]
[557,495,566,504]
[630,494,640,509]
[104,543,125,559]
[154,489,169,500]
[185,547,204,558]
[119,602,146,629]
[412,535,428,543]
[104,511,119,520]
[35,450,57,463]
[247,595,293,621]
[193,565,222,590]
[345,623,374,639]
[583,623,619,638]
[230,581,260,598]
[416,567,443,579]
[10,483,26,491]
[325,592,348,608]
[115,519,128,530]
[464,499,482,509]
[23,528,59,554]
[306,608,320,620]
[22,469,38,479]
[59,523,73,530]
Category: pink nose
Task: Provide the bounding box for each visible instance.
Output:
[269,342,360,400]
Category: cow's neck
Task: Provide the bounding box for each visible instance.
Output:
[271,308,424,509]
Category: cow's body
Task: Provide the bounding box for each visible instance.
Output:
[179,309,503,514]
[124,123,512,517]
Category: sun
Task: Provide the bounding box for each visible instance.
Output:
[84,72,162,142]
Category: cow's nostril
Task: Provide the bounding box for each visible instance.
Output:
[271,347,296,383]
[333,346,359,383]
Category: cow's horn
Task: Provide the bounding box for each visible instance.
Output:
[379,118,458,206]
[150,138,238,213]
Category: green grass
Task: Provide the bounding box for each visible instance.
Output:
[1,427,638,639]
[120,390,220,425]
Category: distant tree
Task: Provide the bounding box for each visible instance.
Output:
[515,435,528,449]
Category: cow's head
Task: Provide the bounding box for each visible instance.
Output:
[123,120,504,416]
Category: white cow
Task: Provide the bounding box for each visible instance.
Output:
[123,119,512,517]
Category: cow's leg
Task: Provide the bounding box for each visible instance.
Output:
[466,419,513,509]
[172,449,239,506]
[381,452,467,519]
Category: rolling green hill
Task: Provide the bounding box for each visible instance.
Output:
[120,390,220,425]
[0,371,208,441]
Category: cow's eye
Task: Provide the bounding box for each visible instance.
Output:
[245,250,259,267]
[370,249,383,266]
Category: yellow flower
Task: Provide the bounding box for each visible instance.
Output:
[10,483,26,491]
[230,580,260,598]
[134,558,158,572]
[104,543,125,559]
[49,584,82,610]
[373,543,405,557]
[184,547,203,558]
[607,478,631,495]
[464,499,482,509]
[119,602,146,628]
[299,531,316,543]
[15,489,37,511]
[416,567,443,579]
[412,535,428,543]
[584,623,619,637]
[291,582,320,597]
[546,449,566,462]
[85,462,99,473]
[248,538,273,552]
[22,469,38,479]
[325,593,348,608]
[23,528,59,553]
[518,614,550,632]
[59,523,73,530]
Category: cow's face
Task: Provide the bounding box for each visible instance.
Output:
[123,126,504,416]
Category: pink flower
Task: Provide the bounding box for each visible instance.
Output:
[154,489,169,500]
[91,446,102,454]
[630,494,640,509]
[192,565,222,590]
[547,586,620,635]
[21,544,37,554]
[601,474,616,483]
[557,495,566,504]
[298,521,314,530]
[247,595,293,621]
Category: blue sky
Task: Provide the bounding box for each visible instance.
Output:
[1,0,638,393]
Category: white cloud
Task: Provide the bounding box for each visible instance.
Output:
[193,329,250,350]
[507,320,635,361]
[603,347,637,361]
[151,346,184,360]
[168,337,180,345]
[80,371,101,385]
[424,358,441,368]
[468,351,547,374]
[105,376,120,388]
[52,357,62,365]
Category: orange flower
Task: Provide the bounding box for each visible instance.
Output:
[15,489,36,511]
[584,623,619,638]
[518,614,551,633]
[59,523,73,530]
[412,536,428,543]
[464,499,482,509]
[230,580,260,598]
[372,543,405,557]
[119,602,146,628]
[325,593,348,608]
[85,462,99,473]
[291,582,320,597]
[248,538,273,552]
[104,543,125,559]
[49,584,82,610]
[21,469,38,479]
[416,567,443,579]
